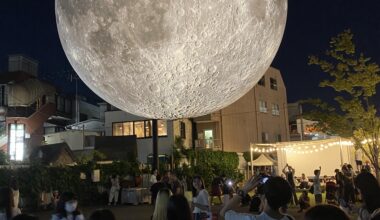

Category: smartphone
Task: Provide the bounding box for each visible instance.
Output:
[261,177,269,184]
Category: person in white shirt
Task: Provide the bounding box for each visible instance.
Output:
[51,192,84,220]
[192,175,211,220]
[313,167,322,205]
[355,149,363,172]
[150,169,158,186]
[220,176,295,220]
[108,175,120,206]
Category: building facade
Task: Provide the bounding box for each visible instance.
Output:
[192,67,290,153]
[105,67,290,162]
[0,55,105,161]
[104,110,173,163]
[0,55,57,161]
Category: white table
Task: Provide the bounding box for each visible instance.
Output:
[121,188,150,205]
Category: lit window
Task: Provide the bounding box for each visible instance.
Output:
[123,122,133,135]
[180,122,186,139]
[270,78,278,90]
[112,123,123,136]
[259,101,267,113]
[272,104,280,116]
[158,120,167,136]
[113,120,168,138]
[134,121,145,138]
[9,123,25,161]
[145,121,152,137]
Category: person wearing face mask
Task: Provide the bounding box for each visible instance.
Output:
[52,192,84,220]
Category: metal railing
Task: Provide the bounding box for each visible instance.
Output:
[195,139,222,150]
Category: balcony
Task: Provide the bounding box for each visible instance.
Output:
[7,103,36,117]
[195,138,222,150]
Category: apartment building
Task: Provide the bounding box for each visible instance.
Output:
[106,67,290,163]
[190,67,290,153]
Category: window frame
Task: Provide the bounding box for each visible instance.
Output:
[258,77,265,86]
[180,122,186,139]
[270,78,278,90]
[9,123,25,161]
[261,132,269,143]
[259,100,268,113]
[271,103,280,116]
[112,120,168,139]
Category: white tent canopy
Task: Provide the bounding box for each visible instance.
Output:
[251,154,274,166]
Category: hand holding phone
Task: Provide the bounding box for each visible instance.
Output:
[260,177,269,184]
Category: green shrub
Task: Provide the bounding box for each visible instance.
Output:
[0,150,9,165]
[180,150,243,190]
[0,159,140,208]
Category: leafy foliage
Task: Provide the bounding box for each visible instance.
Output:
[178,150,243,189]
[0,160,140,209]
[172,136,185,169]
[0,150,9,165]
[304,30,380,178]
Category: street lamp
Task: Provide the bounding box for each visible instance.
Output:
[250,147,254,176]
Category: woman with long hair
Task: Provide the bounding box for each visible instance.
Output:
[355,172,380,220]
[167,195,192,220]
[51,192,84,220]
[152,188,171,220]
[192,175,211,220]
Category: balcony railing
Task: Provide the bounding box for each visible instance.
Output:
[7,102,37,117]
[195,139,222,150]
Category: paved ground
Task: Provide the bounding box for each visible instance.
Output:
[31,204,155,220]
[30,204,308,220]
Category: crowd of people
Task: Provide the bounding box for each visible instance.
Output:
[3,160,380,220]
[219,162,380,220]
[149,171,209,220]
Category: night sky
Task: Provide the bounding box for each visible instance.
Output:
[1,0,380,104]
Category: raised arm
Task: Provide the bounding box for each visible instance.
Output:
[282,164,288,175]
[220,175,261,217]
[290,166,295,174]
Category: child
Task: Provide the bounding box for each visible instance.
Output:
[298,191,310,213]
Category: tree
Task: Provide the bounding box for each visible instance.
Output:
[304,30,380,180]
[0,150,9,165]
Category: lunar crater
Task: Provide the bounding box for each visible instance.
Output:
[56,0,287,119]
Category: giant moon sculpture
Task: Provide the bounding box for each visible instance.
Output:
[56,0,287,119]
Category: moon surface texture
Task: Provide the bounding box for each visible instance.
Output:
[56,0,287,119]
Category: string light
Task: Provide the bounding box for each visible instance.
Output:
[250,138,354,154]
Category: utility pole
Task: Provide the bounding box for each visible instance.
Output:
[69,73,80,124]
[75,76,79,124]
[299,103,304,141]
